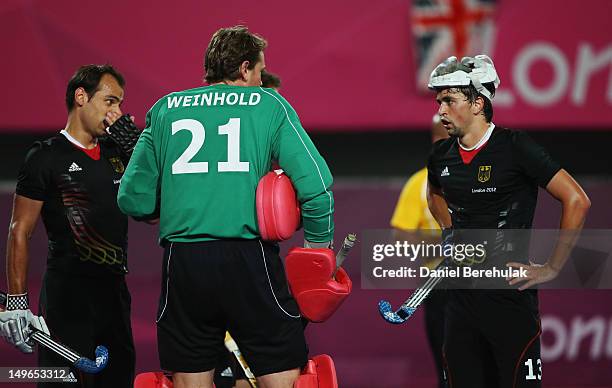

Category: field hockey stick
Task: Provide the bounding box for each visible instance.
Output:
[224,332,257,388]
[378,261,447,324]
[0,291,109,373]
[332,233,357,278]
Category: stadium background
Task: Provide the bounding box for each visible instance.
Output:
[1,0,611,387]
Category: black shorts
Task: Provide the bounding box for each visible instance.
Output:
[156,239,308,376]
[424,289,448,388]
[213,348,240,388]
[38,270,135,388]
[443,289,541,388]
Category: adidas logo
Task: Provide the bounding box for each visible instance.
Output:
[220,367,234,377]
[441,166,450,177]
[68,162,82,172]
[63,371,77,382]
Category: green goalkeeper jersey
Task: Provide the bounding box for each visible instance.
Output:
[117,84,334,243]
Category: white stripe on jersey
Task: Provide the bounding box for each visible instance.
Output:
[458,123,496,151]
[259,87,333,238]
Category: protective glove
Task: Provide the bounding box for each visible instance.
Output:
[1,293,50,353]
[105,114,142,157]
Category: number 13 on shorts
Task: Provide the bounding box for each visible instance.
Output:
[524,358,542,381]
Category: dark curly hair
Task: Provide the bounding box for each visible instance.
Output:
[204,26,267,84]
[261,70,281,89]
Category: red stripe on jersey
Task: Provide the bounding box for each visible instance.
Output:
[69,142,101,160]
[512,323,542,388]
[459,141,488,164]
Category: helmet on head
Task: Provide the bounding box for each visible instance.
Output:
[427,55,500,101]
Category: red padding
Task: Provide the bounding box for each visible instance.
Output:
[134,372,173,388]
[256,170,301,241]
[285,248,352,322]
[134,373,216,388]
[294,354,338,388]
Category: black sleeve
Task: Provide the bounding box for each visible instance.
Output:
[513,131,561,188]
[15,142,51,201]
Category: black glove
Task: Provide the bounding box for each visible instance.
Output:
[105,114,142,157]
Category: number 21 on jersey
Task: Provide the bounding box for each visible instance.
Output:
[171,118,249,174]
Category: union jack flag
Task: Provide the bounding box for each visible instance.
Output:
[411,0,497,93]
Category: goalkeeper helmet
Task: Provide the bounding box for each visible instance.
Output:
[428,54,500,101]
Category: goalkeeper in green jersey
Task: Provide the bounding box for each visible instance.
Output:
[118,26,334,388]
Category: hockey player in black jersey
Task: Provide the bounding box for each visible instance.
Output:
[426,55,591,388]
[2,65,140,387]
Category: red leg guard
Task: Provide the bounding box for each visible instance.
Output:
[285,248,352,322]
[134,372,173,388]
[294,354,338,388]
[134,372,216,388]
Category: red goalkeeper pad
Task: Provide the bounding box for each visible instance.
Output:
[285,248,352,322]
[134,372,174,388]
[294,354,339,388]
[256,170,301,241]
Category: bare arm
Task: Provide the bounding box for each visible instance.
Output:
[546,169,590,230]
[6,194,43,294]
[543,169,590,271]
[426,182,452,229]
[508,169,590,289]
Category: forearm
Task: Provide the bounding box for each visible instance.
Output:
[117,127,159,217]
[427,188,451,229]
[547,197,591,271]
[280,153,334,243]
[301,192,334,243]
[429,202,451,229]
[559,195,590,230]
[6,227,30,294]
[117,164,159,217]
